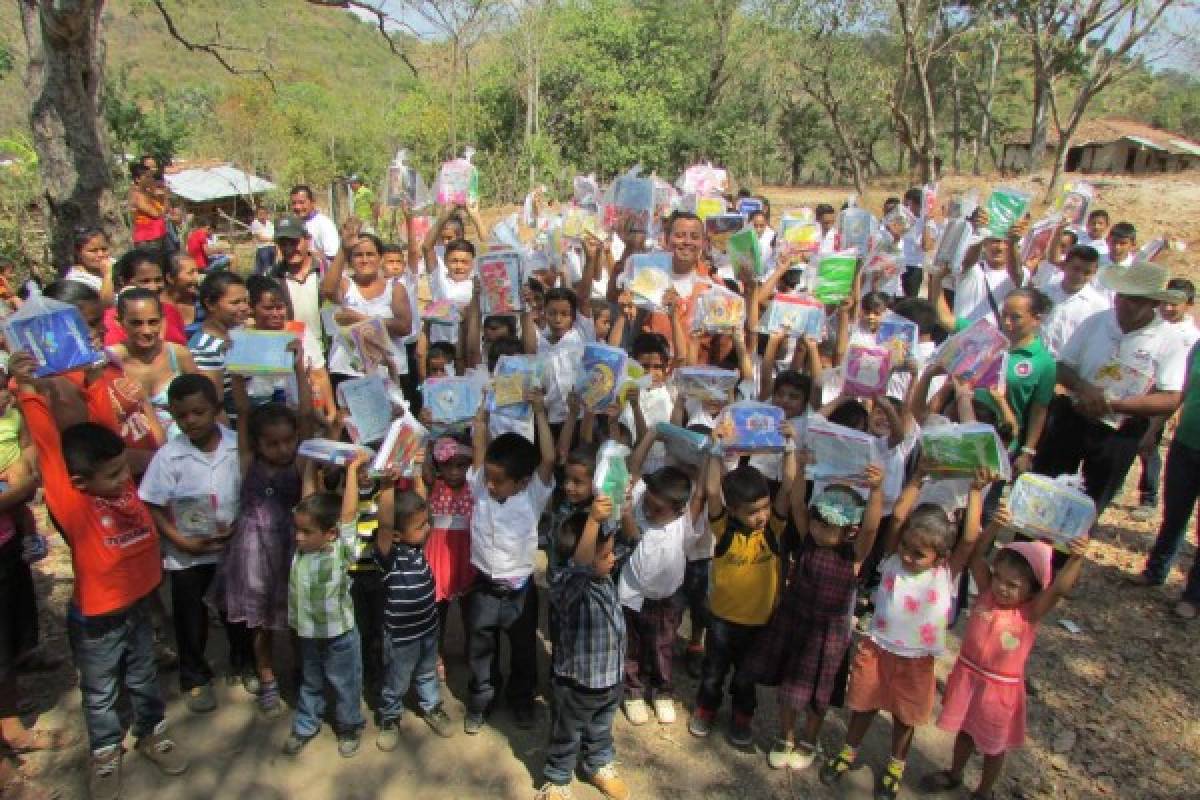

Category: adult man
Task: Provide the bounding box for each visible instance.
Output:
[1035,261,1187,518]
[271,214,326,345]
[250,206,276,275]
[290,185,340,260]
[947,211,1029,327]
[348,175,379,234]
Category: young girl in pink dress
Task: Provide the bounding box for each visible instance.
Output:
[421,435,476,679]
[920,507,1089,800]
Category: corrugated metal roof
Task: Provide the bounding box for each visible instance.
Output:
[165,164,275,203]
[1121,135,1165,151]
[1169,138,1200,157]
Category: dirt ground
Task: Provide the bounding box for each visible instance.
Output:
[12,172,1200,798]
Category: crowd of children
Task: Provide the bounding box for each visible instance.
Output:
[2,172,1198,800]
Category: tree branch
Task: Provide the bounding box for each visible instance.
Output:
[305,0,420,76]
[150,0,276,89]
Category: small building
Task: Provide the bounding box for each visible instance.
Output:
[1000,117,1200,175]
[164,161,276,232]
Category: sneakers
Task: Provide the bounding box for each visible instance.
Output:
[688,707,715,738]
[767,740,796,770]
[134,725,189,776]
[258,681,284,718]
[464,712,485,735]
[89,747,122,800]
[185,682,216,713]
[337,730,362,758]
[792,741,818,770]
[282,732,314,756]
[651,695,675,725]
[876,759,905,800]
[622,698,649,727]
[377,720,400,752]
[727,712,753,748]
[586,763,630,800]
[820,745,856,785]
[423,705,455,738]
[533,783,574,800]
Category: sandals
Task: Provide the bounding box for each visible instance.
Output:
[819,748,855,786]
[918,770,963,793]
[2,729,77,755]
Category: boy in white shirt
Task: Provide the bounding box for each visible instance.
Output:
[1038,245,1111,356]
[617,459,701,727]
[464,393,556,734]
[1079,209,1111,257]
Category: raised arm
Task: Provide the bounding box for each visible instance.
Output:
[1028,535,1089,621]
[948,470,990,577]
[530,388,556,485]
[472,404,490,472]
[758,330,787,402]
[626,423,657,485]
[967,500,1007,597]
[702,448,725,520]
[574,495,612,567]
[341,451,368,525]
[321,219,359,303]
[520,286,540,356]
[774,424,798,519]
[854,462,886,564]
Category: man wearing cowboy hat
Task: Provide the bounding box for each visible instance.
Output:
[1034,261,1188,517]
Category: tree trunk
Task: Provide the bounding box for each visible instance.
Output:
[1028,71,1051,175]
[974,38,1000,175]
[20,0,125,269]
[950,62,962,173]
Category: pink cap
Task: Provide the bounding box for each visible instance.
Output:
[1003,541,1053,590]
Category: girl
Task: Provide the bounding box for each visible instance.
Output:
[63,227,113,305]
[220,339,313,715]
[128,163,168,252]
[820,465,988,799]
[104,250,188,345]
[320,223,413,385]
[419,434,476,679]
[107,288,198,436]
[751,464,884,770]
[165,254,202,336]
[246,276,335,427]
[921,511,1088,800]
[189,270,250,418]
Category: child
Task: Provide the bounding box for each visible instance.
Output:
[749,465,884,769]
[217,345,313,716]
[819,468,988,798]
[375,488,456,749]
[536,497,629,800]
[421,434,477,679]
[283,455,369,758]
[617,463,698,726]
[139,374,252,713]
[13,352,189,799]
[688,437,796,747]
[464,392,557,733]
[920,509,1089,800]
[541,441,598,574]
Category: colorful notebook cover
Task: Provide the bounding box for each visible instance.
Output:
[674,367,741,405]
[715,401,786,454]
[1055,181,1093,228]
[1021,216,1062,265]
[934,217,971,268]
[371,415,427,478]
[435,158,479,207]
[1007,473,1096,549]
[759,294,825,338]
[348,318,404,377]
[225,329,297,376]
[694,194,726,221]
[736,197,764,216]
[612,175,655,232]
[983,187,1032,239]
[938,320,1009,387]
[920,423,1010,478]
[593,442,630,518]
[1090,360,1153,428]
[779,218,821,258]
[837,207,874,256]
[876,313,920,362]
[478,251,523,315]
[800,414,878,482]
[727,227,764,278]
[578,343,627,412]
[692,287,746,333]
[843,344,892,397]
[337,374,394,444]
[422,377,484,426]
[170,494,218,539]
[812,252,858,305]
[489,355,544,419]
[298,438,370,466]
[5,303,102,378]
[628,252,674,310]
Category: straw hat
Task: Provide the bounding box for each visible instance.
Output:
[1096,260,1186,303]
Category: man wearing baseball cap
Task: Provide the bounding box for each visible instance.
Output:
[273,214,325,345]
[1035,260,1187,519]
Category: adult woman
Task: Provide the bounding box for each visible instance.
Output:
[188,271,250,417]
[320,222,413,384]
[165,254,202,336]
[108,288,198,436]
[62,228,114,306]
[990,288,1056,475]
[128,163,168,253]
[103,250,188,346]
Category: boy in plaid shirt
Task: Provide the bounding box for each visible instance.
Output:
[536,495,629,800]
[283,455,369,759]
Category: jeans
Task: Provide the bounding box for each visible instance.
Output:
[67,597,165,754]
[542,678,620,786]
[675,558,710,641]
[1137,420,1167,506]
[1144,440,1200,601]
[1034,401,1148,517]
[293,629,366,738]
[379,630,440,723]
[169,564,252,691]
[254,246,276,275]
[465,580,539,716]
[695,617,759,717]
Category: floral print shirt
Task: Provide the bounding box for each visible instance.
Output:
[868,554,956,658]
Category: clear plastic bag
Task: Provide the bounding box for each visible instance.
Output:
[434,147,480,208]
[384,149,432,210]
[3,283,103,377]
[594,441,631,520]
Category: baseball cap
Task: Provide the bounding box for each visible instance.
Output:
[274,214,306,241]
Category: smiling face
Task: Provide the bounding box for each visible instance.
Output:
[128,260,165,296]
[167,257,199,296]
[290,191,314,218]
[351,239,382,282]
[207,284,250,329]
[730,496,771,532]
[1160,296,1192,324]
[668,218,704,273]
[898,528,943,575]
[1060,254,1098,293]
[999,293,1039,345]
[118,297,163,350]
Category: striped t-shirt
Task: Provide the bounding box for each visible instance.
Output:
[187,330,234,416]
[375,542,438,643]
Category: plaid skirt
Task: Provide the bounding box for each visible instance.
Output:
[746,544,856,713]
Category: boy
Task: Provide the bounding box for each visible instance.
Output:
[536,497,629,800]
[622,333,676,473]
[13,352,188,800]
[689,447,793,746]
[464,391,557,733]
[284,456,368,758]
[1101,221,1137,269]
[1133,278,1199,520]
[139,375,249,713]
[375,490,455,749]
[1038,245,1109,357]
[618,458,698,726]
[1081,209,1111,256]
